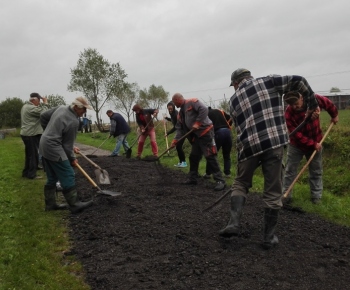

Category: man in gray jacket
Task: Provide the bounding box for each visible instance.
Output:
[171,93,226,191]
[39,96,93,213]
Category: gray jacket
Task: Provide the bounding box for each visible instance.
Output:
[39,105,79,162]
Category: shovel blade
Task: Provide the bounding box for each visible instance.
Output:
[97,190,122,197]
[94,169,111,184]
[125,148,132,159]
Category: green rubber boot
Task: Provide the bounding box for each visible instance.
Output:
[219,196,246,237]
[262,208,279,250]
[63,187,93,214]
[44,185,68,211]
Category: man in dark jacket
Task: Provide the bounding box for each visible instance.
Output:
[164,101,188,168]
[132,104,159,159]
[106,110,130,157]
[204,107,233,178]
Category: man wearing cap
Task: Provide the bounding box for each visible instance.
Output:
[219,68,319,249]
[20,92,48,179]
[282,91,338,205]
[39,96,93,213]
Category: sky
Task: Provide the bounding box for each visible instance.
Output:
[1,0,350,122]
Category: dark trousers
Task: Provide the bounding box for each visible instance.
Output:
[189,131,224,183]
[43,158,75,190]
[175,136,190,163]
[206,128,232,175]
[21,135,40,179]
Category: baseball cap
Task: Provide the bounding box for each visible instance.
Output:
[229,68,251,86]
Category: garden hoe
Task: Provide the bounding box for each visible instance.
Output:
[142,129,194,163]
[89,135,110,157]
[75,163,121,197]
[126,117,155,159]
[78,152,111,184]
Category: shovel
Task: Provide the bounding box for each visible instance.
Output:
[75,163,121,197]
[78,152,111,184]
[163,118,172,157]
[126,116,155,159]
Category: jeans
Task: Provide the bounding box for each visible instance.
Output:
[282,144,323,199]
[111,134,130,155]
[231,146,284,209]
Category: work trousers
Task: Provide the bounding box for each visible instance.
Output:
[138,128,158,156]
[21,134,40,179]
[282,144,323,199]
[231,146,284,209]
[43,158,75,190]
[188,131,224,183]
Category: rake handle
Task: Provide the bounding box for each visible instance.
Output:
[283,122,334,198]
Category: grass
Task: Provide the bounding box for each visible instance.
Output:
[0,110,349,288]
[0,133,89,290]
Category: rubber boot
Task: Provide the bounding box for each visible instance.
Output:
[262,208,279,250]
[63,187,93,214]
[219,196,246,237]
[44,185,68,211]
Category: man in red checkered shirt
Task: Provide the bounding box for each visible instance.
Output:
[283,91,339,205]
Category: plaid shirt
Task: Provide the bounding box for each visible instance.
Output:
[230,74,318,161]
[285,94,338,152]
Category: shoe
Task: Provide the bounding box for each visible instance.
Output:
[33,175,43,179]
[174,162,181,167]
[109,154,120,157]
[177,162,187,168]
[183,179,197,185]
[214,181,226,191]
[37,165,43,170]
[202,173,211,179]
[311,198,321,204]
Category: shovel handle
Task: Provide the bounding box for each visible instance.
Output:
[75,163,101,191]
[158,129,194,160]
[90,136,109,155]
[79,152,102,170]
[283,122,334,198]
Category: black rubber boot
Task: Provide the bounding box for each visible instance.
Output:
[262,208,279,250]
[219,196,246,237]
[63,187,93,214]
[44,185,68,211]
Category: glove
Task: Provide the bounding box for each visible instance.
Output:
[171,140,178,147]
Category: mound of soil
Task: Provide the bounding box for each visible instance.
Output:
[68,156,350,289]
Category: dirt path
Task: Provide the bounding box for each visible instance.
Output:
[75,142,111,156]
[68,155,350,290]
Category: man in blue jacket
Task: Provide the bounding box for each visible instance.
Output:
[106,110,130,157]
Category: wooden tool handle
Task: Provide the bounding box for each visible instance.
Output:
[283,123,334,198]
[79,152,101,170]
[75,163,98,188]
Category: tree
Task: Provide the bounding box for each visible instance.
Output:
[138,84,169,110]
[46,94,66,108]
[218,95,230,112]
[109,82,139,124]
[0,97,24,128]
[67,48,128,131]
[330,87,341,93]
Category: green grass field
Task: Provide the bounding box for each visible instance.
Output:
[0,109,349,289]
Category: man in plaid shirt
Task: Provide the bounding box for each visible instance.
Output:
[282,91,338,205]
[219,68,319,250]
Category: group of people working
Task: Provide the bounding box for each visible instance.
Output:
[20,67,338,249]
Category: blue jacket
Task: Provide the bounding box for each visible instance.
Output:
[109,113,130,137]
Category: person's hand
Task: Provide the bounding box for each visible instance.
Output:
[331,115,339,124]
[41,96,48,104]
[171,140,178,147]
[71,159,78,167]
[192,123,200,130]
[314,142,322,152]
[73,146,80,154]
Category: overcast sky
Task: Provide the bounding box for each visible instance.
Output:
[1,0,350,121]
